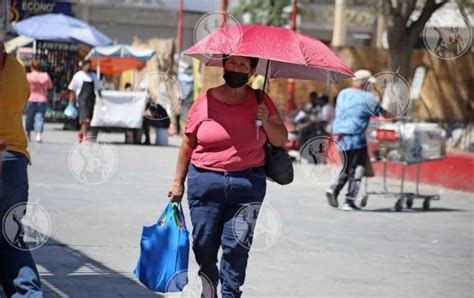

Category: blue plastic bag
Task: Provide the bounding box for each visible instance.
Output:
[63,103,78,119]
[134,202,190,292]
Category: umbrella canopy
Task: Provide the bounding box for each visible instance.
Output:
[85,44,155,75]
[11,13,112,47]
[184,24,353,83]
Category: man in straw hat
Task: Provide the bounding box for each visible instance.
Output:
[326,69,393,211]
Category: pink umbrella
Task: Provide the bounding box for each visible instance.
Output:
[183,24,353,83]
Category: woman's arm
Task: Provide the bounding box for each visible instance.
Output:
[168,133,196,202]
[258,104,288,147]
[47,74,53,90]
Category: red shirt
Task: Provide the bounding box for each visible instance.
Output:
[185,87,278,172]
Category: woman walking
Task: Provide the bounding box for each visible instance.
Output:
[168,55,287,297]
[25,59,52,142]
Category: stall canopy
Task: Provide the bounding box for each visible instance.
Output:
[11,13,112,47]
[5,36,34,53]
[85,44,156,75]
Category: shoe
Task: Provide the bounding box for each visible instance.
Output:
[326,188,338,208]
[35,133,42,143]
[342,200,360,211]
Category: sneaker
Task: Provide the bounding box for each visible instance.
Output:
[35,133,42,143]
[342,200,361,211]
[326,188,338,208]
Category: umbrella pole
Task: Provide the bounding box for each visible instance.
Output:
[261,59,270,94]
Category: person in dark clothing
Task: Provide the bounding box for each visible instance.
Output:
[68,60,103,143]
[142,101,171,145]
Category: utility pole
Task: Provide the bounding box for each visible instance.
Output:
[331,0,347,47]
[176,0,184,53]
[221,0,228,26]
[286,0,297,113]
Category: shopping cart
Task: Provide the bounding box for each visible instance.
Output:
[360,121,446,211]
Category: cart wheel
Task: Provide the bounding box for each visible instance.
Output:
[394,199,403,212]
[406,198,414,209]
[423,199,431,211]
[360,195,368,208]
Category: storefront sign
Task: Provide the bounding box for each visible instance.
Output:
[9,0,73,23]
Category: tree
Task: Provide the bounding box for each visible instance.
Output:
[231,0,308,27]
[382,0,472,78]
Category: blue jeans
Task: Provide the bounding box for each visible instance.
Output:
[25,102,48,133]
[186,164,266,298]
[0,151,42,297]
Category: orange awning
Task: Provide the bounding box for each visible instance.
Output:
[91,57,146,75]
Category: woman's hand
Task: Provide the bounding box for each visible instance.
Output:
[168,181,185,203]
[257,104,269,125]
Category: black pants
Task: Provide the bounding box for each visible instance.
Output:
[332,146,368,201]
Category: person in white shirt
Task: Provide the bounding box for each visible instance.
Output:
[68,60,102,142]
[319,93,335,134]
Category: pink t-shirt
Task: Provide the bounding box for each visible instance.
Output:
[185,86,278,172]
[27,71,51,102]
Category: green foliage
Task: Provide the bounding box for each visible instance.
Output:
[231,0,309,27]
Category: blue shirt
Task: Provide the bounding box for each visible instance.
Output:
[333,88,382,150]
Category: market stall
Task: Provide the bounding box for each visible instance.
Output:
[11,13,111,125]
[85,44,156,143]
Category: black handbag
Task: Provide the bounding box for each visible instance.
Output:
[254,89,294,185]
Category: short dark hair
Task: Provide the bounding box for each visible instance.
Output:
[80,59,91,67]
[30,59,42,71]
[222,55,259,70]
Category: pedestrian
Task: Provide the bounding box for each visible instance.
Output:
[176,57,194,135]
[124,82,133,92]
[0,39,43,297]
[67,59,103,143]
[26,59,53,143]
[168,55,287,297]
[318,92,335,134]
[326,69,392,211]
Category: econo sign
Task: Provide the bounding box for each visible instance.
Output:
[21,1,55,14]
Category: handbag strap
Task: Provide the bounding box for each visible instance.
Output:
[254,89,275,149]
[254,88,264,105]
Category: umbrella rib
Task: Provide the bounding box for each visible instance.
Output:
[290,29,309,67]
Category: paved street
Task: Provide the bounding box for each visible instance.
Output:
[4,123,473,298]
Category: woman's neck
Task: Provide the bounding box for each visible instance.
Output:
[211,84,249,105]
[222,84,247,99]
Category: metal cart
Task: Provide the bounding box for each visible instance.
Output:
[359,121,446,211]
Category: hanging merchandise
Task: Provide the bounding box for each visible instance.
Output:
[34,40,81,123]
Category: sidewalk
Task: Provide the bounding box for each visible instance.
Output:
[2,124,473,297]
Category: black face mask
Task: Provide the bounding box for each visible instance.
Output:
[223,71,249,88]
